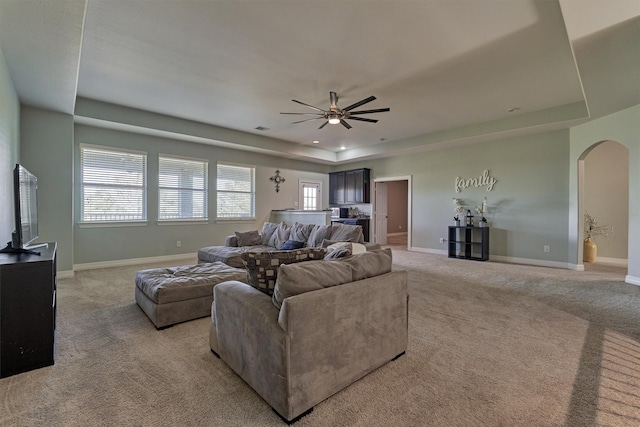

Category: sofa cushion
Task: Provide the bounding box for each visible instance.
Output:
[280,240,305,250]
[260,222,280,246]
[329,222,364,243]
[307,224,332,248]
[272,259,354,309]
[268,222,292,249]
[340,248,393,281]
[235,230,262,246]
[289,222,315,244]
[241,248,327,295]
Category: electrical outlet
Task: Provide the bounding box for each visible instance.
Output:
[544,245,550,253]
[176,241,182,248]
[439,237,445,243]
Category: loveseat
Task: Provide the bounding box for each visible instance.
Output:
[198,221,380,268]
[209,248,408,423]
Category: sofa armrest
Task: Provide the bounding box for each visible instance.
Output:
[212,281,289,412]
[225,235,238,247]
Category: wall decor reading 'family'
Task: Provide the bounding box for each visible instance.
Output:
[455,170,497,193]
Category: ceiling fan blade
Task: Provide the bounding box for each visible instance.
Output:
[348,117,378,123]
[340,119,352,129]
[280,112,324,115]
[318,121,329,129]
[292,99,325,112]
[348,108,390,115]
[292,117,324,124]
[343,96,376,111]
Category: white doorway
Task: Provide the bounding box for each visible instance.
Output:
[299,180,321,210]
[373,176,411,249]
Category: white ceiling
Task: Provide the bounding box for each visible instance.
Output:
[0,0,638,163]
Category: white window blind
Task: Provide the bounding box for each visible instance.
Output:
[159,155,208,221]
[216,162,255,219]
[80,145,147,223]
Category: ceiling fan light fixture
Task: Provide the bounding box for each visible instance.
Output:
[328,114,341,124]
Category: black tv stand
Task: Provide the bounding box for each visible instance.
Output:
[0,242,56,378]
[0,241,41,256]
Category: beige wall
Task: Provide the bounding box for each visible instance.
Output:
[584,140,628,260]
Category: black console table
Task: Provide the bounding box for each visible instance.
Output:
[448,226,489,261]
[0,242,57,378]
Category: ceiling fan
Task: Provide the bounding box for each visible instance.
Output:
[281,91,390,129]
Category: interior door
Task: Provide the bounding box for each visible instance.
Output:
[375,182,388,245]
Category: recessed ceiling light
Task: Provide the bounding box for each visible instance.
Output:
[340,146,346,150]
[508,107,520,113]
[312,140,319,144]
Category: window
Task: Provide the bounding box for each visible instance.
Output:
[80,145,147,223]
[216,162,255,219]
[300,181,321,210]
[158,155,208,221]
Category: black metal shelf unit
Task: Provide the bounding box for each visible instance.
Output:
[448,226,489,261]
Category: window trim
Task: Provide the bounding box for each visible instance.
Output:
[299,179,322,211]
[216,161,256,221]
[157,153,209,223]
[79,144,148,226]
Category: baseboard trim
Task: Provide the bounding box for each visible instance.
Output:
[625,275,640,286]
[594,257,628,267]
[74,253,198,271]
[409,247,447,256]
[409,247,573,270]
[57,270,75,279]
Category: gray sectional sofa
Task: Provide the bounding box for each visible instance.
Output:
[198,221,380,268]
[209,248,408,423]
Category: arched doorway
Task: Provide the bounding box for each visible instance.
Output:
[578,140,629,273]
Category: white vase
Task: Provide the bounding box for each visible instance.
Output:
[479,221,487,227]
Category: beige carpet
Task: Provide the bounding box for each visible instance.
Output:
[1,250,638,426]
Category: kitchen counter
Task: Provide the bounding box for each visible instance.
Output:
[270,210,332,226]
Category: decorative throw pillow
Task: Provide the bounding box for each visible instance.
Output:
[235,230,262,246]
[280,240,305,250]
[289,222,315,245]
[307,224,332,248]
[268,222,292,249]
[241,248,327,295]
[329,222,364,243]
[260,222,280,246]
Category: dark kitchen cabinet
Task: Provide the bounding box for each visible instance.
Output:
[329,168,370,205]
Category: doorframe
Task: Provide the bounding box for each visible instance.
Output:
[298,179,322,210]
[373,175,412,249]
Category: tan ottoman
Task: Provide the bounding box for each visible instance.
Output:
[135,262,246,329]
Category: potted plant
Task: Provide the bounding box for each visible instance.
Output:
[453,198,464,226]
[583,212,612,263]
[475,197,488,227]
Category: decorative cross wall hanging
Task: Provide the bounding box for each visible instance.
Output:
[270,169,286,192]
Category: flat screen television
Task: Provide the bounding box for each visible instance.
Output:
[1,164,41,255]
